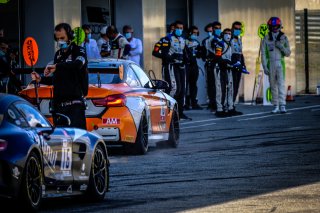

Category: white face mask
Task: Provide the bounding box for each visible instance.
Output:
[224,34,231,42]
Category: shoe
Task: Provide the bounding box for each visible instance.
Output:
[215,111,228,117]
[184,105,191,111]
[271,105,279,113]
[191,104,203,110]
[228,109,243,116]
[179,113,192,120]
[280,105,287,113]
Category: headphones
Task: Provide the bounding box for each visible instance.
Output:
[53,23,74,41]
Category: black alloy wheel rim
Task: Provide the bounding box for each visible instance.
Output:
[27,157,41,206]
[93,147,106,195]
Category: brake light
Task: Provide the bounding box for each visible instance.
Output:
[0,139,8,151]
[92,94,126,107]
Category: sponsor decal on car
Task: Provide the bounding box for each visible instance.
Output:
[103,118,120,125]
[81,163,86,176]
[42,141,58,169]
[67,185,72,193]
[12,167,20,179]
[125,135,135,142]
[80,184,88,191]
[61,140,72,176]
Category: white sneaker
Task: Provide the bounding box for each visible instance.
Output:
[280,105,287,113]
[271,105,279,113]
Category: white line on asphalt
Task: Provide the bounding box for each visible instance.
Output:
[238,113,292,121]
[311,108,320,112]
[180,123,217,130]
[180,105,320,126]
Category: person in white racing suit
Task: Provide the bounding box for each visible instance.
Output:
[214,28,235,117]
[261,17,291,113]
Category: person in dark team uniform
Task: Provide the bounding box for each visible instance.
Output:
[32,23,88,129]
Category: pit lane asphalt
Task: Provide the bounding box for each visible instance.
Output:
[7,95,320,212]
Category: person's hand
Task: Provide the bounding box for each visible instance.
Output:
[264,69,270,76]
[275,41,284,51]
[31,71,41,83]
[44,64,56,77]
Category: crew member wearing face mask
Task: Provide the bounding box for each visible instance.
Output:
[230,21,246,116]
[31,23,88,129]
[184,25,202,110]
[201,22,222,112]
[97,26,111,58]
[261,17,291,114]
[152,22,176,84]
[155,20,190,120]
[213,29,234,117]
[107,25,131,59]
[205,21,222,113]
[123,25,143,66]
[82,24,101,59]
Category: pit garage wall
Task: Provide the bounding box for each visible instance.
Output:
[23,0,55,67]
[219,0,296,101]
[142,0,166,79]
[192,0,219,105]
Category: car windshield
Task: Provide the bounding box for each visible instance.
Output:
[88,68,123,85]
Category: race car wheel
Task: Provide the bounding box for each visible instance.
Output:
[20,152,43,211]
[87,144,108,201]
[125,112,148,155]
[166,109,180,148]
[134,112,149,155]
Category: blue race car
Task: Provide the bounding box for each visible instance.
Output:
[0,93,110,211]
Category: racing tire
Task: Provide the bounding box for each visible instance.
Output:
[86,144,109,201]
[19,152,43,212]
[166,109,180,148]
[125,112,148,155]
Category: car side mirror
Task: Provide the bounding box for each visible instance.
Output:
[152,79,169,90]
[37,127,54,141]
[54,113,71,127]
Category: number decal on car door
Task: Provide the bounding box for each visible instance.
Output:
[61,140,72,176]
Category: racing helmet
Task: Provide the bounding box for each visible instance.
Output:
[267,17,282,32]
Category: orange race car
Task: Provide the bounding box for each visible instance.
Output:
[19,59,179,154]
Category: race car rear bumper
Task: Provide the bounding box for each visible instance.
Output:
[92,127,120,142]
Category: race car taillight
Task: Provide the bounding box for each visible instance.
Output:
[92,94,126,107]
[0,139,8,151]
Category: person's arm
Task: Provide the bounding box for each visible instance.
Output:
[92,40,101,59]
[261,38,269,75]
[129,39,143,56]
[31,71,53,85]
[97,39,103,52]
[196,42,202,59]
[276,35,291,57]
[152,38,164,59]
